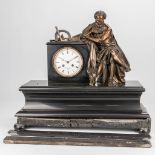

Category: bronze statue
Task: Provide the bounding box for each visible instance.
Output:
[72,11,131,87]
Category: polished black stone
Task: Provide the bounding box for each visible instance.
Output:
[16,80,146,118]
[20,80,144,90]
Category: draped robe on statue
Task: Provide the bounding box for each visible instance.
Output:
[78,22,131,86]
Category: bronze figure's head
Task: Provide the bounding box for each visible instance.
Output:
[94,10,106,25]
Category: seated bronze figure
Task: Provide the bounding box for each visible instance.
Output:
[72,10,131,87]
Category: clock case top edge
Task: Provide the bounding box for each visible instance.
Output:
[47,41,86,45]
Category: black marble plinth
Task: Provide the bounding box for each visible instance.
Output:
[16,80,145,118]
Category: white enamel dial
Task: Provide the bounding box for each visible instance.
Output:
[53,47,83,77]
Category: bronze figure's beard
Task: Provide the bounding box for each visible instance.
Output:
[95,21,104,28]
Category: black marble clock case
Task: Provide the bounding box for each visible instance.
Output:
[47,41,89,83]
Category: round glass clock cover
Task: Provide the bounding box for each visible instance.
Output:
[53,47,83,77]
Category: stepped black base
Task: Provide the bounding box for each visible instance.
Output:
[17,80,145,114]
[4,80,151,147]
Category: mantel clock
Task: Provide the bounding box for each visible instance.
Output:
[4,11,151,148]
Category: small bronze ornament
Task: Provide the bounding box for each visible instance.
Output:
[55,26,71,41]
[72,10,131,87]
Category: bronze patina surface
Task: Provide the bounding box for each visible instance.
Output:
[72,11,131,87]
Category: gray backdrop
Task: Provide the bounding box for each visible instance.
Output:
[0,0,155,154]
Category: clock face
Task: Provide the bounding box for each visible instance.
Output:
[52,47,83,77]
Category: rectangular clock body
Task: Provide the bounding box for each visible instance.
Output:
[47,41,89,83]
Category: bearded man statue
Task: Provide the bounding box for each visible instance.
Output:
[72,10,131,86]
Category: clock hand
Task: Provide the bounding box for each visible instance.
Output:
[68,56,78,62]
